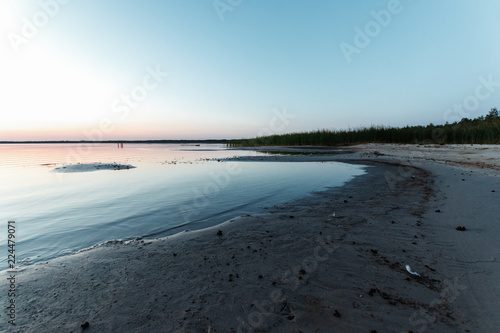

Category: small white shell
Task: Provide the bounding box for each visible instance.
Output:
[405,264,420,276]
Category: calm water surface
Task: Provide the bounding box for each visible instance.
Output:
[0,144,366,267]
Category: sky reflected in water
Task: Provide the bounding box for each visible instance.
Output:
[0,144,366,267]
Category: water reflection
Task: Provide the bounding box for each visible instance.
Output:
[0,144,366,266]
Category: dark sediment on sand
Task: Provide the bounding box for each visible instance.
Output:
[1,144,499,332]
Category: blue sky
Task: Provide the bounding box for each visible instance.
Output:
[1,0,499,140]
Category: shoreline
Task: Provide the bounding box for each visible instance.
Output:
[1,144,499,332]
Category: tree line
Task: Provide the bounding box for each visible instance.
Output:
[228,108,500,147]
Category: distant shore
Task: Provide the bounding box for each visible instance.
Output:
[0,140,228,144]
[1,144,499,332]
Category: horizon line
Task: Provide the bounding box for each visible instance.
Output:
[0,139,230,144]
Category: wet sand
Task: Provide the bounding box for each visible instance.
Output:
[52,163,136,173]
[1,144,499,332]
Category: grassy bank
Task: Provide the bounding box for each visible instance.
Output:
[228,109,500,147]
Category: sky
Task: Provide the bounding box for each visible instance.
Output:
[1,0,499,140]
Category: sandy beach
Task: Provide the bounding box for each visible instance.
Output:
[2,144,499,332]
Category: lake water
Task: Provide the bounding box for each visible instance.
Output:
[0,143,366,267]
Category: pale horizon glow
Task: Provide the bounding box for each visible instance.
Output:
[1,0,499,141]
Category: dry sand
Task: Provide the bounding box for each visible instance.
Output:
[1,144,499,332]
